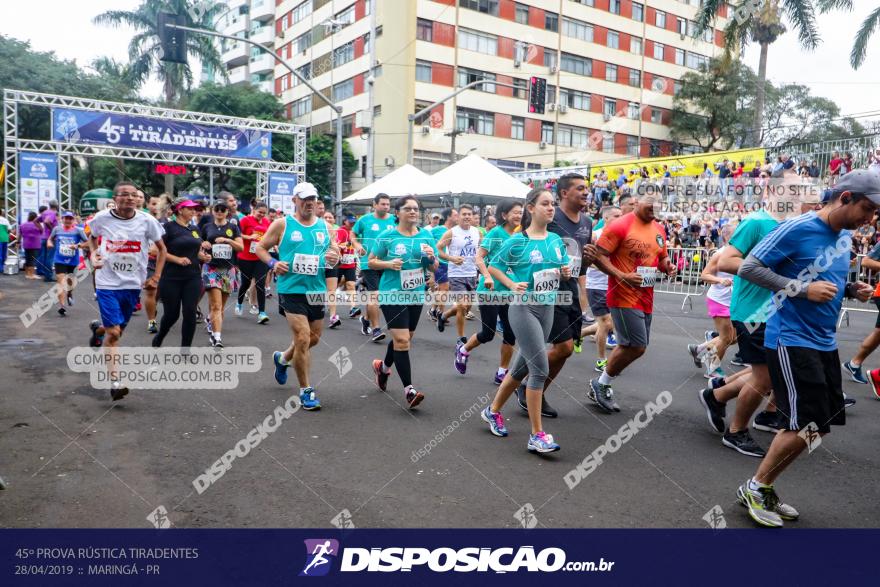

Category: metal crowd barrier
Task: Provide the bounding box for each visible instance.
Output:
[655,247,710,312]
[839,253,879,328]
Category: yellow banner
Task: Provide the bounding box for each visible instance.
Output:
[591,148,767,180]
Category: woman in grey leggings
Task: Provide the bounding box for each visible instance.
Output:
[480,188,571,454]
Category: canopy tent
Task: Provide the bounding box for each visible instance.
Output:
[415,154,530,203]
[343,164,431,202]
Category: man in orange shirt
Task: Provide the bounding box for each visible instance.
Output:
[590,193,676,413]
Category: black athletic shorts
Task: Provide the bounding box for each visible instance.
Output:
[732,321,767,365]
[54,263,78,274]
[361,269,383,292]
[278,293,325,322]
[767,344,844,434]
[336,267,356,283]
[548,288,582,344]
[324,266,339,279]
[381,304,422,331]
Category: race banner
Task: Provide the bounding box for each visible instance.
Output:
[18,151,58,222]
[268,172,298,217]
[51,108,272,160]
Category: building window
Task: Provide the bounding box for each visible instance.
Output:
[570,0,594,6]
[560,88,590,110]
[541,122,554,144]
[293,63,310,86]
[456,107,495,135]
[511,117,524,140]
[512,78,528,99]
[631,37,642,55]
[374,105,381,117]
[627,102,639,119]
[280,75,289,91]
[458,28,498,55]
[607,31,619,49]
[605,64,618,82]
[292,96,311,117]
[629,69,641,87]
[295,32,310,53]
[602,134,614,152]
[334,41,355,66]
[544,49,557,69]
[458,67,496,92]
[332,78,354,101]
[562,17,593,42]
[603,98,616,118]
[653,42,665,60]
[335,5,355,28]
[417,18,433,42]
[655,10,666,29]
[560,52,591,76]
[627,135,639,156]
[675,48,685,66]
[363,32,371,54]
[687,52,709,70]
[609,0,621,14]
[674,80,683,95]
[459,0,499,16]
[546,84,556,104]
[416,60,432,82]
[557,125,571,147]
[514,2,529,24]
[651,108,662,124]
[292,0,312,23]
[677,17,687,35]
[649,139,662,157]
[632,2,644,22]
[545,12,559,32]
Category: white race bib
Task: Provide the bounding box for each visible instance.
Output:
[212,244,233,260]
[249,240,259,254]
[292,253,319,275]
[568,256,582,278]
[59,244,76,257]
[341,253,356,265]
[110,254,137,273]
[400,268,425,290]
[637,266,658,288]
[533,268,560,293]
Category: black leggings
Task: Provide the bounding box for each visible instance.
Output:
[237,259,269,312]
[476,304,515,346]
[156,276,201,347]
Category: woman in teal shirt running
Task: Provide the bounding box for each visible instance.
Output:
[369,196,438,409]
[481,188,571,453]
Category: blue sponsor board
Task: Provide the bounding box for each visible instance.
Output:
[268,172,298,216]
[51,108,272,160]
[18,151,59,222]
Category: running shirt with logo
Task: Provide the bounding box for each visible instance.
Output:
[336,226,357,269]
[585,227,609,291]
[596,212,668,313]
[490,232,570,304]
[238,215,271,261]
[447,225,480,278]
[429,225,449,266]
[548,208,592,297]
[752,212,849,351]
[87,210,164,290]
[477,225,514,293]
[201,222,241,269]
[706,246,734,307]
[162,221,204,279]
[49,225,87,266]
[728,209,779,323]
[276,215,332,295]
[373,227,438,303]
[353,212,395,270]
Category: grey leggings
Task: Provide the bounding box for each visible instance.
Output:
[508,303,554,390]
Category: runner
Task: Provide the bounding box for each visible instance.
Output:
[259,182,339,411]
[86,181,166,401]
[436,204,481,347]
[350,193,394,342]
[590,192,676,413]
[481,187,570,453]
[328,213,358,329]
[145,193,172,333]
[152,198,211,348]
[369,195,438,409]
[318,201,344,328]
[47,210,87,316]
[733,170,877,528]
[236,201,271,324]
[582,205,622,373]
[199,201,243,348]
[428,208,457,322]
[841,239,880,384]
[454,201,522,382]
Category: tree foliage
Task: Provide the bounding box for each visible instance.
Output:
[305,133,357,201]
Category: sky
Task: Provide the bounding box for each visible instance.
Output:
[1,0,878,121]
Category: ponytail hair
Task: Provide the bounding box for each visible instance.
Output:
[520,187,550,232]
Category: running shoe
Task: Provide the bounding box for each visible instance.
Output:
[582,313,596,325]
[752,410,783,433]
[257,312,269,324]
[588,379,619,413]
[705,330,718,342]
[360,316,371,336]
[88,320,103,348]
[349,306,362,318]
[211,334,224,349]
[699,388,727,434]
[147,320,158,334]
[721,429,766,458]
[493,368,508,385]
[370,328,386,342]
[249,305,259,315]
[272,351,288,385]
[687,344,704,368]
[110,381,129,402]
[573,339,583,354]
[134,302,142,314]
[842,361,868,384]
[496,317,504,333]
[328,314,342,329]
[735,482,784,528]
[465,311,475,321]
[454,346,468,374]
[704,366,725,380]
[594,358,608,372]
[428,307,438,322]
[204,316,213,334]
[58,307,67,317]
[67,292,74,306]
[844,393,856,408]
[869,368,880,399]
[405,386,425,409]
[265,286,273,298]
[605,333,617,348]
[235,304,243,316]
[437,312,448,333]
[729,354,746,367]
[709,376,726,390]
[737,482,799,522]
[527,431,560,453]
[515,385,558,418]
[481,406,508,437]
[300,387,321,411]
[372,359,389,392]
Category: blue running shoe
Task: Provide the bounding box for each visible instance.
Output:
[481,406,508,437]
[527,431,560,453]
[273,351,288,385]
[606,333,617,348]
[842,361,868,385]
[258,312,269,324]
[300,387,321,411]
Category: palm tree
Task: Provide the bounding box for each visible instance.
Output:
[94,0,227,107]
[696,1,825,146]
[824,1,880,69]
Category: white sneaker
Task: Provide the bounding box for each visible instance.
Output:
[249,305,259,315]
[234,304,243,316]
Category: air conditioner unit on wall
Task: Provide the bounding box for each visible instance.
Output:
[559,104,568,114]
[548,103,557,112]
[421,125,430,135]
[550,65,558,74]
[538,142,547,149]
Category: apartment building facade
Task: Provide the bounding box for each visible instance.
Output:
[274,0,730,193]
[201,0,277,93]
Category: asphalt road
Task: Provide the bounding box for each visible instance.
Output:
[1,274,879,529]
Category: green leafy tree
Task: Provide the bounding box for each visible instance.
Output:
[305,133,357,200]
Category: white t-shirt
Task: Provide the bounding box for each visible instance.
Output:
[585,228,609,291]
[88,210,164,290]
[447,225,480,278]
[706,247,734,307]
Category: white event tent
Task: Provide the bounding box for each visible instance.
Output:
[342,164,431,202]
[414,154,530,204]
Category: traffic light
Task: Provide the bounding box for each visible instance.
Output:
[528,76,547,115]
[158,12,188,64]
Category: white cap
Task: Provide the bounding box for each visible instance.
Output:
[293,182,319,199]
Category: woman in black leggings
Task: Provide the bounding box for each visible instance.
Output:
[236,202,271,324]
[152,198,211,348]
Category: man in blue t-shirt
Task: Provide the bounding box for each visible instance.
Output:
[733,170,880,528]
